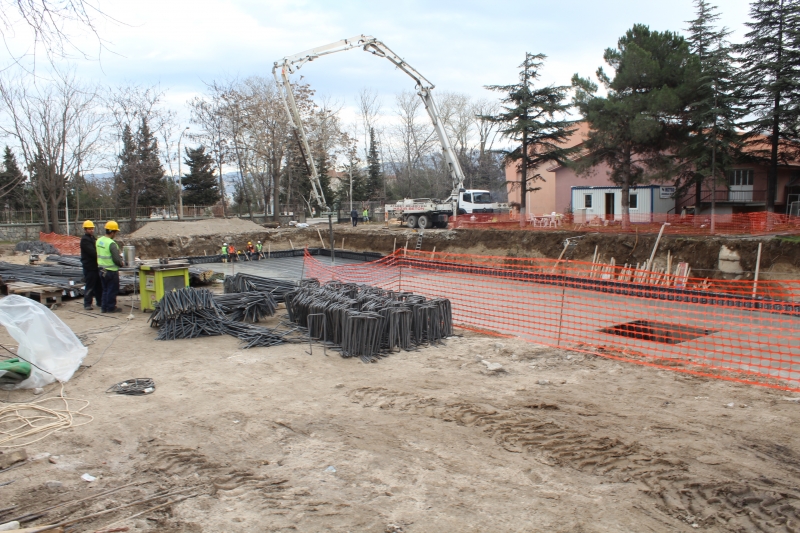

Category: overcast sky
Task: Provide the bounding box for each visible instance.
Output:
[3,0,755,130]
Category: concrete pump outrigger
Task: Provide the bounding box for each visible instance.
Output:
[273,34,505,229]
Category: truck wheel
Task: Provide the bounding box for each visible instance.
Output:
[418,215,431,229]
[406,215,418,228]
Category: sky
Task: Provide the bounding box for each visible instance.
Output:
[1,0,755,151]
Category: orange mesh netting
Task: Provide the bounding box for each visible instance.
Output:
[452,211,800,236]
[39,232,81,255]
[303,249,800,392]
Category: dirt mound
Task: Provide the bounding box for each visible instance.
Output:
[129,218,264,239]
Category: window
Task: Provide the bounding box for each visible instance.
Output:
[728,169,754,186]
[472,192,493,204]
[584,194,592,208]
[629,194,638,209]
[462,193,472,202]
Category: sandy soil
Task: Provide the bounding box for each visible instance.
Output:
[129,219,265,239]
[1,295,799,532]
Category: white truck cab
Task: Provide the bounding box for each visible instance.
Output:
[388,189,508,229]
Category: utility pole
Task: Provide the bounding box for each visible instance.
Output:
[177,126,190,220]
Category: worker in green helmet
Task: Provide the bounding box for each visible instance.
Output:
[96,220,125,313]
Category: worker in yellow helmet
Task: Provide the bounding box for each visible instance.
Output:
[80,220,102,310]
[96,221,125,313]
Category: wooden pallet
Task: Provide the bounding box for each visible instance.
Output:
[5,282,63,306]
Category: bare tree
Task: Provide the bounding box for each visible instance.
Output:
[0,69,104,232]
[188,93,229,216]
[1,0,117,70]
[357,87,382,161]
[388,90,438,198]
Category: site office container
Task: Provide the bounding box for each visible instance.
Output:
[571,185,674,224]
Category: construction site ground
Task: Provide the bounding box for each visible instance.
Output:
[1,219,799,532]
[0,290,798,532]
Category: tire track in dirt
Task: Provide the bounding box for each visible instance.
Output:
[138,442,328,515]
[349,387,800,532]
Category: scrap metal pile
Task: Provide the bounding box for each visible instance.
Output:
[285,280,453,362]
[148,287,299,348]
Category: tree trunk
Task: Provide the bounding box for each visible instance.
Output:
[621,146,631,229]
[49,196,60,234]
[768,93,781,213]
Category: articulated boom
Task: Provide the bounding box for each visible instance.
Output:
[273,35,467,214]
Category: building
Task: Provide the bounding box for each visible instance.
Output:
[506,124,800,217]
[571,185,675,223]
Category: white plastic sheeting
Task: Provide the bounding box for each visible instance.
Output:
[0,295,87,388]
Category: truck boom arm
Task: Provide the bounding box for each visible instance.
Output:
[273,35,467,212]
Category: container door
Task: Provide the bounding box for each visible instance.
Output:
[604,193,615,220]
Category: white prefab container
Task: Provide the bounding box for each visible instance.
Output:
[571,185,675,224]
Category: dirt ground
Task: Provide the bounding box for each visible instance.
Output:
[124,219,800,281]
[1,295,799,532]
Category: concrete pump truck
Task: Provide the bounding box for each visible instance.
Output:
[273,34,507,229]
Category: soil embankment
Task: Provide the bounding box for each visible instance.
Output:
[125,219,800,280]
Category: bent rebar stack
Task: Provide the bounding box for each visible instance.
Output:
[285,280,453,362]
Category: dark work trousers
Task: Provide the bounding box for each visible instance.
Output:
[100,270,120,312]
[352,216,358,227]
[83,268,102,308]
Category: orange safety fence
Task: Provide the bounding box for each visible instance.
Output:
[39,232,81,255]
[303,249,800,392]
[451,211,800,236]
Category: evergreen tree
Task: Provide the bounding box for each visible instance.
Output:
[572,25,698,226]
[681,0,745,223]
[484,53,577,225]
[116,118,167,230]
[137,118,167,207]
[182,146,221,205]
[312,150,335,211]
[736,0,800,212]
[365,128,384,200]
[0,146,26,209]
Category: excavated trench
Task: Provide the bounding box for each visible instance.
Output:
[124,224,800,282]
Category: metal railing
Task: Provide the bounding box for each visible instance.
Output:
[700,188,767,203]
[0,205,218,226]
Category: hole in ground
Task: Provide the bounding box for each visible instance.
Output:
[600,320,715,345]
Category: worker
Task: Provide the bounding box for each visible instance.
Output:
[80,220,102,311]
[228,243,237,262]
[246,241,255,260]
[96,221,125,313]
[256,240,264,259]
[362,207,369,224]
[221,242,228,263]
[350,207,359,227]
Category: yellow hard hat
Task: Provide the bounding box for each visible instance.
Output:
[248,241,252,244]
[105,220,120,231]
[82,220,95,229]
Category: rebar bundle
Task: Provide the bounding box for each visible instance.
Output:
[224,273,297,303]
[285,281,452,362]
[148,287,296,348]
[15,241,59,254]
[0,261,85,294]
[213,291,277,322]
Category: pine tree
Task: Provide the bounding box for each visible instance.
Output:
[0,146,26,209]
[116,118,167,230]
[137,118,167,207]
[484,53,577,225]
[681,0,745,224]
[572,25,698,227]
[182,146,221,205]
[365,128,383,200]
[736,0,800,212]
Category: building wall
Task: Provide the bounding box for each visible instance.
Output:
[555,161,617,215]
[506,122,591,215]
